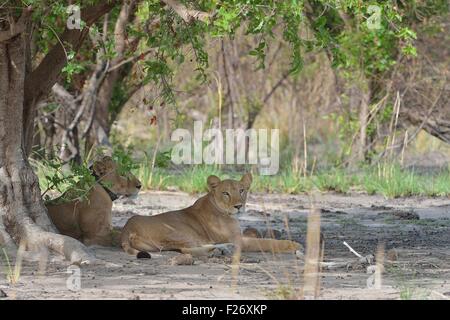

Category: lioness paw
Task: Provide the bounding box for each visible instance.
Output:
[209,243,236,257]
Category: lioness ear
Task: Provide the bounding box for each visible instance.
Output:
[241,173,253,188]
[207,175,221,191]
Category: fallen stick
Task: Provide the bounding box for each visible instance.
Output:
[431,291,449,300]
[319,261,348,270]
[343,241,363,258]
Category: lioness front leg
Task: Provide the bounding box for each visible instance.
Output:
[240,237,301,253]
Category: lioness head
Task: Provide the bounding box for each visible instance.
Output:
[207,173,252,215]
[92,156,141,197]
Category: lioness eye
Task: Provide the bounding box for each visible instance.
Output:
[239,189,244,194]
[222,192,230,197]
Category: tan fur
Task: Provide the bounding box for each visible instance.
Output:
[46,156,141,246]
[121,174,300,255]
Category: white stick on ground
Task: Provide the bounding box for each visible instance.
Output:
[343,241,363,258]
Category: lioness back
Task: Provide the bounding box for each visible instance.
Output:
[121,209,207,252]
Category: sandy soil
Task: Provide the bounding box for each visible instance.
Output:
[1,191,449,300]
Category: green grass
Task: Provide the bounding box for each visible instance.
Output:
[314,169,355,193]
[398,286,429,300]
[131,162,450,199]
[362,164,450,198]
[399,286,415,300]
[399,218,450,227]
[32,156,450,200]
[265,285,297,300]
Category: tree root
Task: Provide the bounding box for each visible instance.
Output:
[41,232,97,265]
[1,210,97,265]
[0,222,17,254]
[23,219,97,265]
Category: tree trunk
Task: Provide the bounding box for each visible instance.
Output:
[0,19,94,264]
[87,1,136,150]
[358,88,370,162]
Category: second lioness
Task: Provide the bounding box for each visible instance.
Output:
[47,156,141,246]
[121,173,300,256]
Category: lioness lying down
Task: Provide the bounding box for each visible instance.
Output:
[46,156,141,246]
[121,173,300,256]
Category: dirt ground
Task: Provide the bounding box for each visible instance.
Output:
[1,191,449,300]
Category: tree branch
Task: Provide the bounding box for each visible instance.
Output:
[107,48,155,73]
[161,0,211,23]
[24,1,118,107]
[263,71,290,103]
[22,1,118,155]
[0,7,32,42]
[52,83,77,108]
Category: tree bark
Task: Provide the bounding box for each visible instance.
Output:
[358,87,370,162]
[83,1,139,152]
[0,10,95,263]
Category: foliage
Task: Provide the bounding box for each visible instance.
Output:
[11,0,447,120]
[32,157,96,204]
[33,145,140,204]
[62,51,86,82]
[112,146,139,176]
[155,150,172,168]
